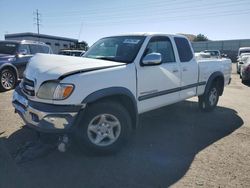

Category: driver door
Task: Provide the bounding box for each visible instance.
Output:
[137,36,181,113]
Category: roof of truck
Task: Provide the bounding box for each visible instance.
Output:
[108,32,187,38]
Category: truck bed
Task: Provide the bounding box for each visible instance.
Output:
[197,58,232,96]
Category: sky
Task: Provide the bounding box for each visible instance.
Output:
[0,0,250,45]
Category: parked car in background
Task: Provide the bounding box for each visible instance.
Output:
[238,47,250,56]
[58,49,85,57]
[12,33,232,153]
[237,47,250,73]
[202,50,221,58]
[0,40,52,91]
[195,52,212,59]
[236,53,250,74]
[196,50,228,60]
[240,60,250,83]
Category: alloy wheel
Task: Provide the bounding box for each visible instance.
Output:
[209,88,218,106]
[87,114,121,147]
[1,70,15,90]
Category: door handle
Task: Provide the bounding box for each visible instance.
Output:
[183,68,188,72]
[172,69,179,73]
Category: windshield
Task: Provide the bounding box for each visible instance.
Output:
[59,51,71,56]
[204,50,219,56]
[241,53,250,57]
[84,36,146,63]
[0,42,18,55]
[239,50,250,55]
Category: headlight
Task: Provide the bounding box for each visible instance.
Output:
[37,81,74,100]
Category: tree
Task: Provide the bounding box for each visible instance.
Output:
[77,41,89,51]
[193,34,209,42]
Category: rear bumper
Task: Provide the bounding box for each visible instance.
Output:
[12,87,85,133]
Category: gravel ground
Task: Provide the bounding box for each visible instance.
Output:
[0,64,249,188]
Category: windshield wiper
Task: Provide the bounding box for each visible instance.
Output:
[85,56,128,63]
[95,57,120,62]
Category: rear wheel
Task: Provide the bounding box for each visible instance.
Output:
[0,68,17,92]
[242,79,249,84]
[199,84,219,112]
[74,101,132,154]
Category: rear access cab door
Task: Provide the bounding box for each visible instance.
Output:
[174,37,200,100]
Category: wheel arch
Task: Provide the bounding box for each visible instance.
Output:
[205,71,224,96]
[82,87,138,129]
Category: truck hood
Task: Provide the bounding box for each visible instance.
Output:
[25,53,125,83]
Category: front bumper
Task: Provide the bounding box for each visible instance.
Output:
[12,87,85,133]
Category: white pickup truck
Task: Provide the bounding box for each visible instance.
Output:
[12,33,232,153]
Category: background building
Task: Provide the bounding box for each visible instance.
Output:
[192,39,250,61]
[4,32,78,54]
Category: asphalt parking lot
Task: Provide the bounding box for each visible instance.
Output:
[0,65,250,188]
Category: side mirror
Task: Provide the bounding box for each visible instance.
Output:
[19,49,28,55]
[141,53,162,66]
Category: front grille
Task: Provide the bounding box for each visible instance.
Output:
[22,78,35,96]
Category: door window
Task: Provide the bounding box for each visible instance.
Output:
[174,37,193,62]
[18,44,30,55]
[29,44,50,54]
[144,36,176,63]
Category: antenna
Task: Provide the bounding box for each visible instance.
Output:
[78,22,83,41]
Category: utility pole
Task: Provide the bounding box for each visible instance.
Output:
[34,9,41,35]
[78,22,84,41]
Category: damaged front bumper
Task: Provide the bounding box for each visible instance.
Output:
[12,87,85,133]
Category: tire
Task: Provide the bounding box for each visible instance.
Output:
[0,68,17,92]
[199,83,219,112]
[74,100,132,154]
[242,79,249,84]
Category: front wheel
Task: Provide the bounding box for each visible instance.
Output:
[0,68,17,92]
[199,84,219,112]
[74,101,132,154]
